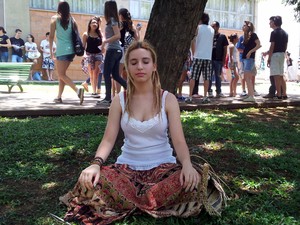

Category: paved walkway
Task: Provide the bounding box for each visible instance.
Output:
[0,79,299,117]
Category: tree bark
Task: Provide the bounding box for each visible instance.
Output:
[144,0,208,93]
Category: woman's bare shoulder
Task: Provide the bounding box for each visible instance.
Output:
[51,15,59,22]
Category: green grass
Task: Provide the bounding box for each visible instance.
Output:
[0,107,299,225]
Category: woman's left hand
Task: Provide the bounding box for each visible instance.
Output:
[246,52,251,59]
[180,162,201,192]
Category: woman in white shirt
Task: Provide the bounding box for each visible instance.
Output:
[25,34,40,80]
[228,33,240,97]
[59,40,227,225]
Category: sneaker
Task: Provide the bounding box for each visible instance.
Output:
[54,98,63,103]
[81,82,89,92]
[273,96,283,100]
[243,96,255,102]
[282,95,288,100]
[192,94,202,98]
[202,97,211,104]
[91,93,100,98]
[96,99,111,106]
[176,95,185,101]
[263,94,274,98]
[208,91,214,98]
[254,90,260,96]
[185,97,193,104]
[216,93,226,98]
[240,91,247,97]
[78,88,84,105]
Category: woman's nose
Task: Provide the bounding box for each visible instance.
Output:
[137,61,143,70]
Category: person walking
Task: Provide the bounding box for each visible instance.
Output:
[185,12,214,104]
[10,29,25,63]
[82,16,104,97]
[49,0,84,104]
[208,21,228,98]
[96,0,127,106]
[59,40,227,224]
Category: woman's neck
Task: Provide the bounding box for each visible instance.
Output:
[89,30,98,36]
[134,83,154,95]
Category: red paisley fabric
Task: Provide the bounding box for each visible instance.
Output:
[60,163,225,225]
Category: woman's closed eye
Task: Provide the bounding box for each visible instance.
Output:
[130,59,150,66]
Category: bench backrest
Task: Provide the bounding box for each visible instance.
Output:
[0,63,33,82]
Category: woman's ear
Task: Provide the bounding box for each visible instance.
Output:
[153,63,157,72]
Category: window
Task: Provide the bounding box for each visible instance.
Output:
[130,0,154,20]
[29,0,105,15]
[206,0,254,30]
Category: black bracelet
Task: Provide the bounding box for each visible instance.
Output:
[91,156,104,167]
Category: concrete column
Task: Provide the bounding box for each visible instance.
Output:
[4,0,30,38]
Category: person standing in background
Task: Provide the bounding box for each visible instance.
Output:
[227,33,239,97]
[285,51,296,81]
[266,16,288,100]
[0,26,11,62]
[40,32,56,81]
[119,8,141,81]
[236,34,247,97]
[208,21,228,98]
[49,0,84,104]
[10,29,25,63]
[241,21,261,102]
[185,12,214,104]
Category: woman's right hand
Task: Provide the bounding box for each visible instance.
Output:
[79,164,101,190]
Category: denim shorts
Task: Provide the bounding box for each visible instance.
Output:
[56,54,75,61]
[243,58,255,72]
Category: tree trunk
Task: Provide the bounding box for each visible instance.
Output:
[144,0,208,93]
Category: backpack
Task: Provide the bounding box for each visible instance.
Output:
[124,31,135,51]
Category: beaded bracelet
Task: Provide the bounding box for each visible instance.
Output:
[91,156,104,167]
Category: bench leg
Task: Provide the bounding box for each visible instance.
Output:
[6,83,23,93]
[7,84,14,93]
[17,83,23,92]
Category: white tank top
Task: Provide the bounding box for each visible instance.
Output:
[116,91,176,170]
[194,24,214,60]
[228,44,238,63]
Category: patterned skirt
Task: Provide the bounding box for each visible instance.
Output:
[59,161,227,225]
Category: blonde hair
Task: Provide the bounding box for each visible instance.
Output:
[124,41,162,118]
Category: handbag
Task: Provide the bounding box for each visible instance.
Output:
[71,18,84,56]
[28,51,41,59]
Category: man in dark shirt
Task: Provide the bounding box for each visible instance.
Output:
[208,21,229,98]
[265,16,288,99]
[10,29,25,62]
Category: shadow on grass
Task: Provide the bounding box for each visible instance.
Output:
[0,108,299,225]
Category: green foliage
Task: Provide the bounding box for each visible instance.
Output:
[284,0,300,21]
[0,108,299,225]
